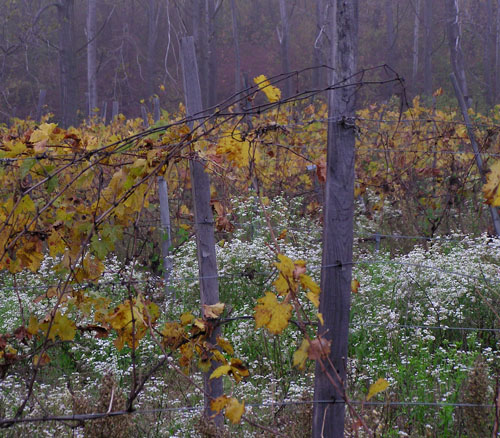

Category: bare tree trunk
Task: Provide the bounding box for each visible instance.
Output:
[313,0,333,90]
[384,0,395,99]
[230,0,241,98]
[484,0,495,106]
[278,0,291,98]
[313,0,325,89]
[87,0,98,117]
[192,0,209,108]
[412,0,421,95]
[312,0,358,436]
[206,0,217,108]
[423,0,433,97]
[446,0,471,108]
[146,0,161,102]
[57,0,78,128]
[496,0,500,102]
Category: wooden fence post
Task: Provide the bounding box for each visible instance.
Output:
[158,176,174,301]
[100,101,107,123]
[312,1,358,437]
[153,96,161,123]
[180,36,223,425]
[35,89,46,123]
[142,98,174,302]
[141,105,149,129]
[112,101,119,120]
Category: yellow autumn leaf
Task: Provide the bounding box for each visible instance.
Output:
[180,312,195,326]
[300,274,320,295]
[216,130,256,168]
[33,352,51,366]
[366,378,389,401]
[275,254,295,279]
[483,160,500,206]
[273,274,290,295]
[27,315,39,335]
[317,313,324,325]
[293,338,310,370]
[277,229,287,240]
[306,291,319,308]
[229,358,249,383]
[210,364,232,379]
[351,279,360,294]
[254,74,282,102]
[4,140,26,157]
[254,291,292,334]
[225,397,245,424]
[17,195,36,214]
[203,302,225,319]
[217,336,234,355]
[5,345,17,355]
[47,229,66,257]
[30,123,58,144]
[53,311,77,341]
[210,395,229,413]
[160,322,184,347]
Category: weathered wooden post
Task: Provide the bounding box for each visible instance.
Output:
[112,101,119,120]
[158,176,173,300]
[312,1,358,437]
[100,101,107,123]
[180,36,223,425]
[35,90,46,123]
[153,96,161,123]
[141,97,174,301]
[141,105,149,129]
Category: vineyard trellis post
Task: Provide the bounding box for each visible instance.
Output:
[153,96,161,123]
[141,105,149,128]
[158,176,173,300]
[180,36,223,425]
[450,72,500,236]
[100,101,107,123]
[312,1,358,437]
[112,100,119,120]
[35,89,46,123]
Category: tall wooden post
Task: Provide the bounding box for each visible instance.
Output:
[36,90,46,123]
[153,96,161,123]
[158,176,174,299]
[100,101,107,123]
[141,105,149,128]
[312,1,358,437]
[112,101,119,120]
[180,36,223,425]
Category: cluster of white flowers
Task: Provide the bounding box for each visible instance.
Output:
[0,195,499,436]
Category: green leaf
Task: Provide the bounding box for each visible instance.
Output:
[20,157,36,178]
[91,235,110,260]
[45,175,59,194]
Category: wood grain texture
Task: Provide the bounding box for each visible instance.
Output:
[180,36,223,424]
[312,1,358,437]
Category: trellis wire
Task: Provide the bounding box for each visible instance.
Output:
[0,399,495,426]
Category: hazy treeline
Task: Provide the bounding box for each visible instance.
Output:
[0,0,498,126]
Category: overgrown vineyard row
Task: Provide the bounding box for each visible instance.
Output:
[0,86,499,436]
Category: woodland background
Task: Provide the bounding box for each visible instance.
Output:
[1,0,500,124]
